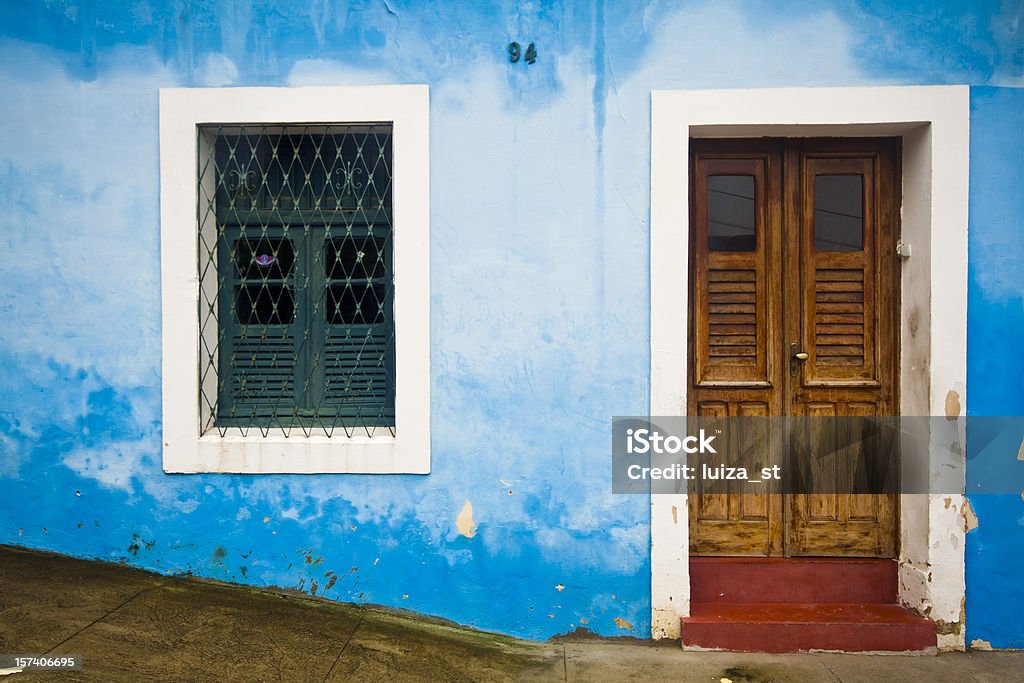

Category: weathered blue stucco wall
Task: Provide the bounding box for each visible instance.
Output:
[966,86,1024,650]
[0,1,1021,642]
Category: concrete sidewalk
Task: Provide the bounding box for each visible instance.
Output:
[0,546,1019,682]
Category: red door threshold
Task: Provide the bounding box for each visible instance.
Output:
[682,602,937,653]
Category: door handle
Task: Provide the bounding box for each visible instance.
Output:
[790,343,808,376]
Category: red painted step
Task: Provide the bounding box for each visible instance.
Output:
[682,602,937,653]
[690,557,897,604]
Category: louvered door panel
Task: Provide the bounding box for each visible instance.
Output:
[708,268,757,365]
[815,268,865,367]
[693,154,773,386]
[802,157,879,385]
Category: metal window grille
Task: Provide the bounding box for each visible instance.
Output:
[197,124,395,437]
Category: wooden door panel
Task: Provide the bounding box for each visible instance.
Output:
[688,141,784,556]
[802,156,879,385]
[688,138,899,559]
[786,141,899,557]
[692,155,773,387]
[688,394,783,556]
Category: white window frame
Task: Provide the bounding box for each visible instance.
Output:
[159,85,430,474]
[650,86,969,647]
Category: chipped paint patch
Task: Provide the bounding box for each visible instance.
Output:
[944,390,961,420]
[962,498,979,532]
[456,501,477,538]
[970,638,993,650]
[1018,439,1024,461]
[555,584,565,591]
[614,617,633,630]
[671,505,678,525]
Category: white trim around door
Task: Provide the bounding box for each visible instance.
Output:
[649,85,969,649]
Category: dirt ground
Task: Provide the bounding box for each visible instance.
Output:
[0,546,1019,682]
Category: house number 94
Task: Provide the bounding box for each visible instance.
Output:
[508,41,537,65]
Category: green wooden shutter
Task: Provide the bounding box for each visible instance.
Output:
[217,229,299,427]
[322,228,395,429]
[201,125,396,435]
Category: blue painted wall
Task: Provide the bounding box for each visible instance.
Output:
[0,1,1020,642]
[966,86,1024,650]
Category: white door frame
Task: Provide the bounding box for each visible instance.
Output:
[649,86,970,649]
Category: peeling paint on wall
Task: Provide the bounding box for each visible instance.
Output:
[962,498,979,533]
[944,390,961,420]
[455,501,477,539]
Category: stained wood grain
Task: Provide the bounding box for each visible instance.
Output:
[688,138,900,558]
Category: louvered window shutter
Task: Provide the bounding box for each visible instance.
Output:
[202,126,396,435]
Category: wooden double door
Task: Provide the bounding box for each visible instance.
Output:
[688,138,900,558]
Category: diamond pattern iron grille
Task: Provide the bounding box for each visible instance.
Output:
[197,124,395,436]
